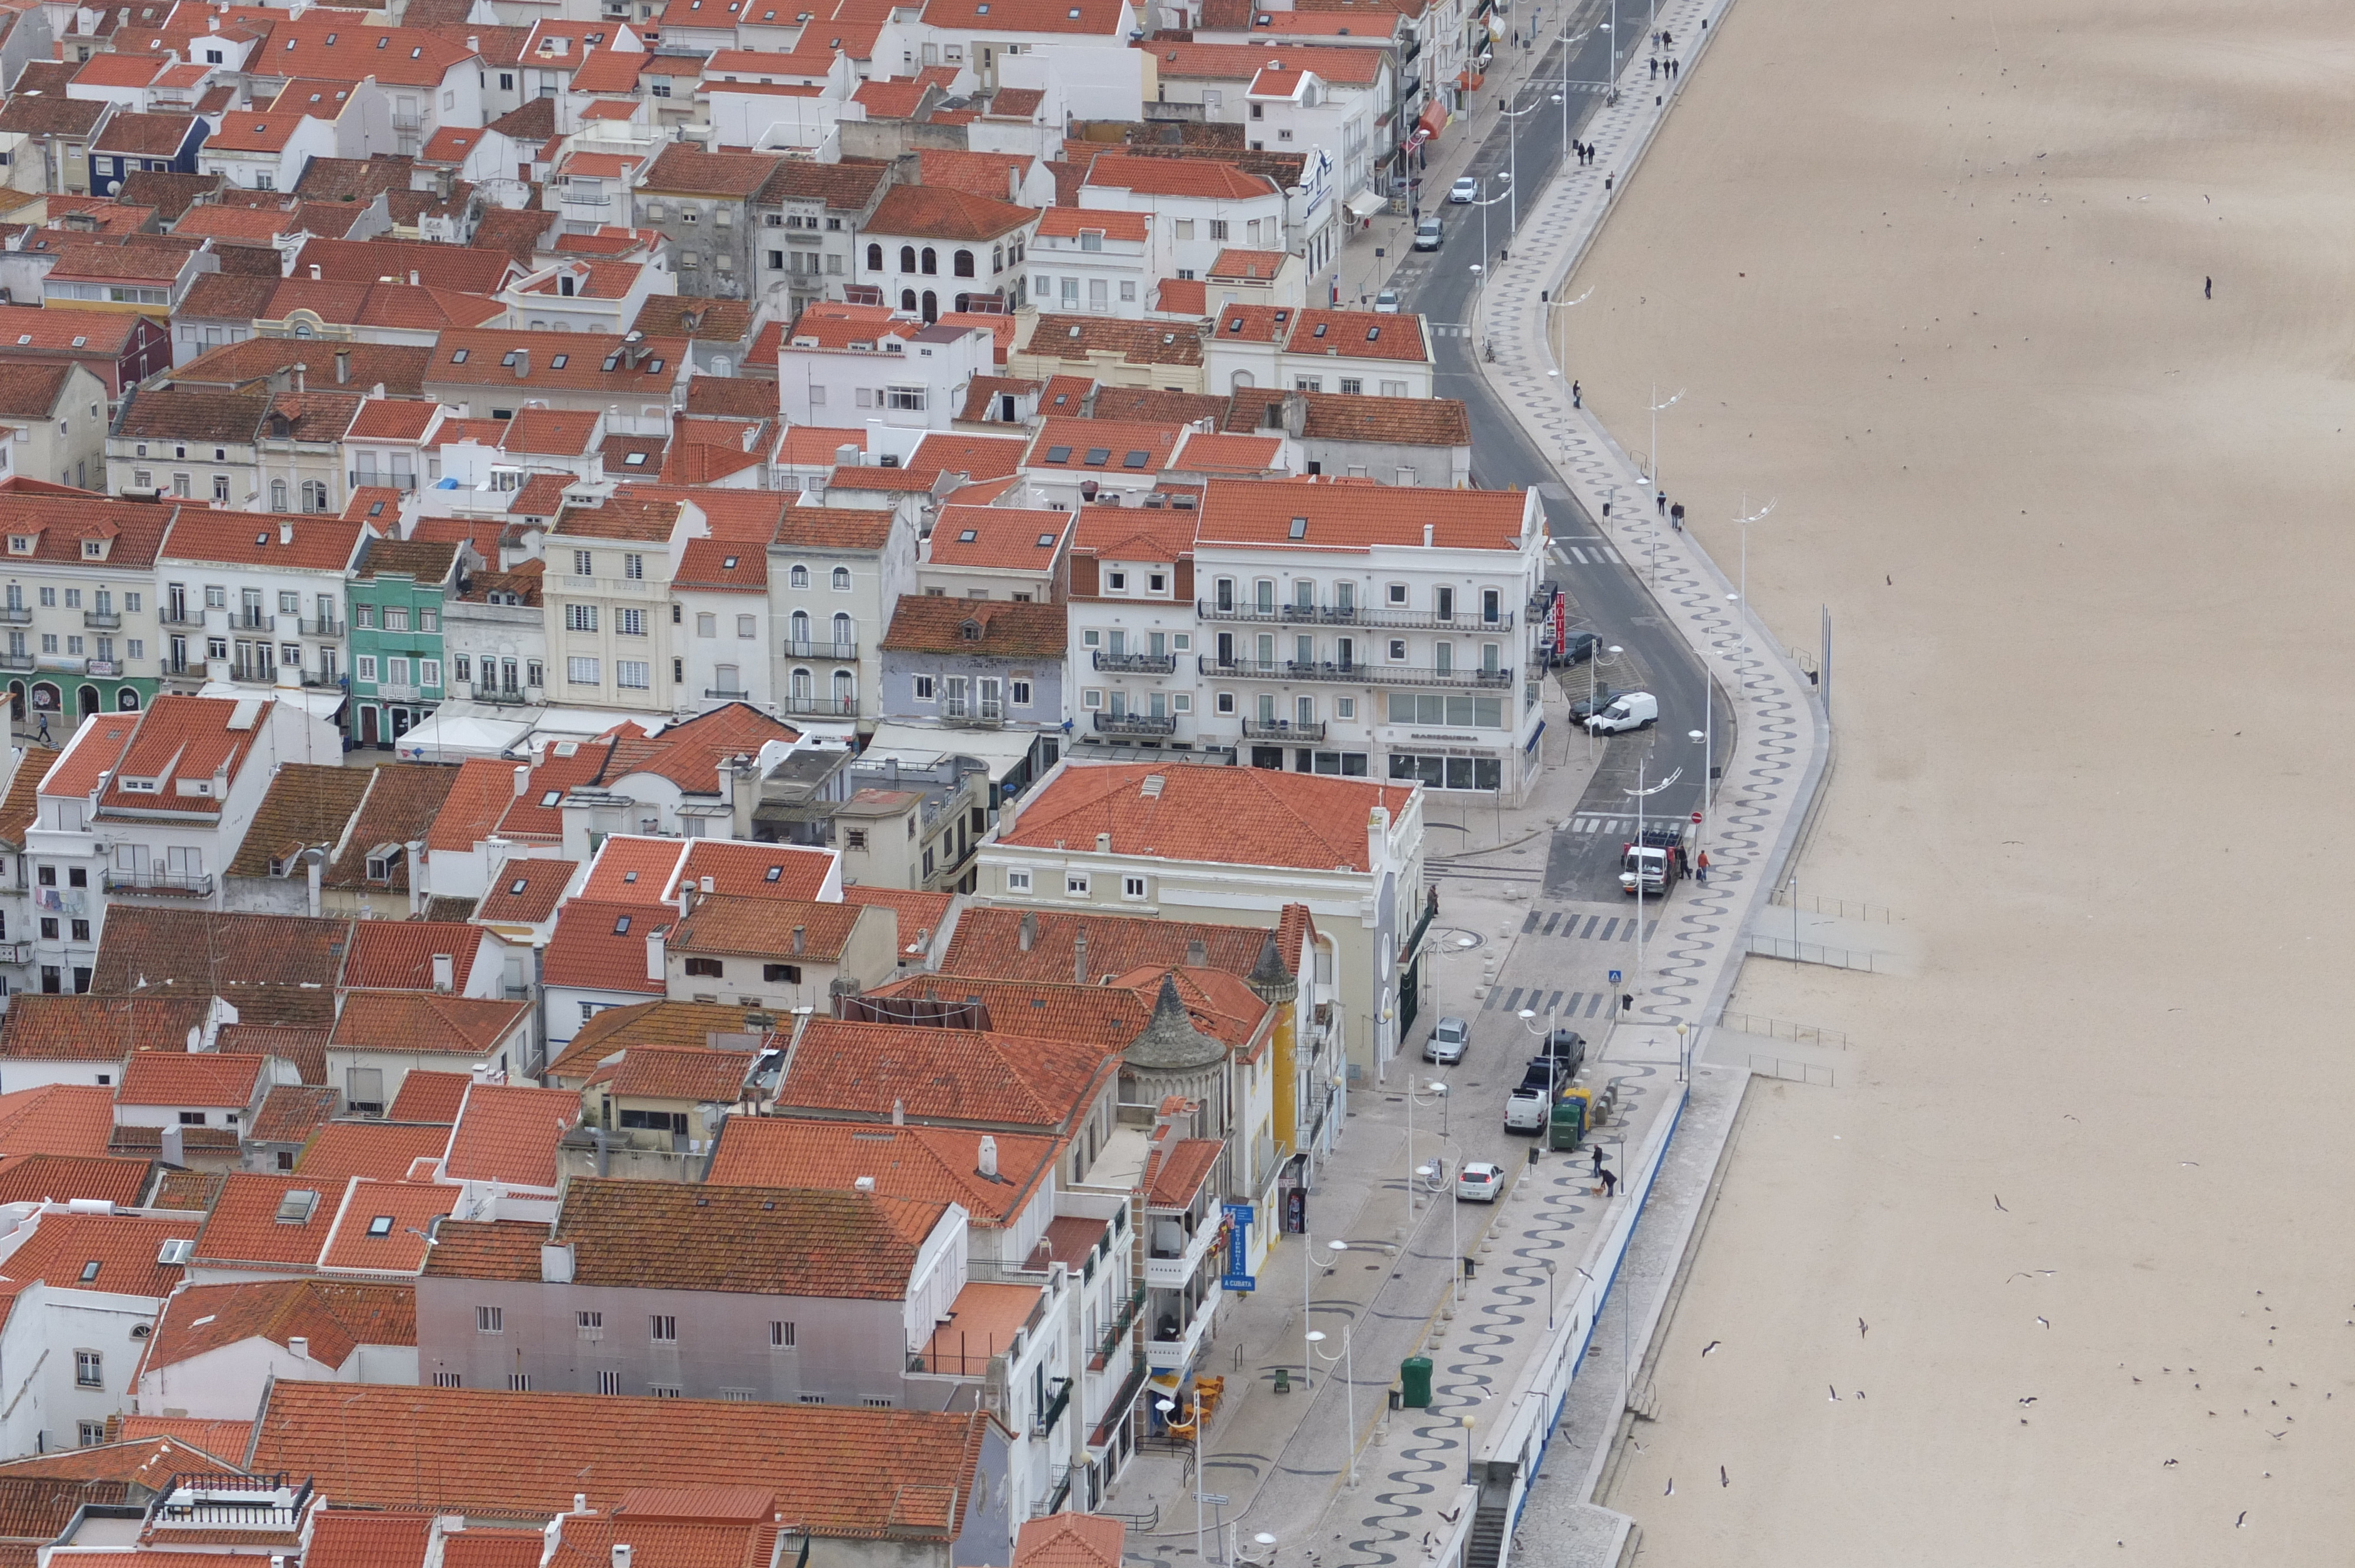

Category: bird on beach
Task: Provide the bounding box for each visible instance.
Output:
[2018,1397,2037,1406]
[1719,1467,1729,1488]
[2036,1317,2049,1329]
[1664,1479,1674,1496]
[1828,1386,1840,1401]
[1701,1341,1721,1357]
[2237,1513,2248,1528]
[1859,1318,1869,1340]
[1994,1195,2009,1212]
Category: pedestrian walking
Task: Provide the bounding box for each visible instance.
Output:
[2205,275,2213,298]
[1663,28,1673,46]
[1648,56,1658,78]
[1590,1144,1606,1175]
[34,711,48,746]
[1656,490,1667,515]
[1670,501,1684,530]
[1696,851,1710,883]
[1600,1168,1620,1198]
[1571,379,1581,408]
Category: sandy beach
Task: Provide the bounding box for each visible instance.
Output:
[1555,0,2355,1558]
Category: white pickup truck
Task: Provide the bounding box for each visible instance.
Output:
[1505,1061,1556,1132]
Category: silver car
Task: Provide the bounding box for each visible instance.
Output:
[1424,1015,1470,1064]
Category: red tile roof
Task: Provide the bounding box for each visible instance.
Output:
[1195,475,1525,548]
[1082,152,1278,199]
[673,838,837,901]
[444,1084,581,1188]
[591,1046,753,1104]
[0,1210,200,1301]
[115,1416,254,1466]
[475,859,579,923]
[114,1052,266,1109]
[316,1180,460,1272]
[386,1070,473,1124]
[0,1154,152,1210]
[1035,207,1148,241]
[248,1381,999,1534]
[248,1085,340,1145]
[545,1001,774,1083]
[144,1279,416,1373]
[294,1122,452,1185]
[1023,415,1185,473]
[775,1021,1114,1132]
[0,1086,120,1158]
[542,902,671,996]
[668,896,863,963]
[339,921,485,992]
[301,1511,432,1568]
[708,1119,1057,1227]
[160,507,364,572]
[1001,760,1411,870]
[0,995,210,1063]
[329,994,533,1058]
[865,184,1036,244]
[1013,1513,1124,1568]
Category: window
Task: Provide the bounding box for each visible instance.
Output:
[357,656,378,682]
[684,956,723,978]
[770,1321,797,1348]
[476,1306,504,1333]
[596,1370,624,1394]
[77,1421,106,1446]
[790,564,810,587]
[72,1348,101,1388]
[578,1310,603,1338]
[366,1214,394,1237]
[763,963,802,984]
[650,1385,684,1398]
[650,1315,678,1343]
[1066,873,1090,898]
[506,1373,532,1391]
[616,660,650,689]
[831,567,851,590]
[624,553,645,580]
[567,656,601,685]
[565,603,598,632]
[1123,875,1147,900]
[432,1371,463,1388]
[573,550,593,576]
[844,829,868,851]
[1006,868,1032,892]
[422,659,440,689]
[618,607,645,636]
[1011,680,1031,706]
[383,606,409,632]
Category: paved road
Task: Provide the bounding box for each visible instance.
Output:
[1376,6,1723,901]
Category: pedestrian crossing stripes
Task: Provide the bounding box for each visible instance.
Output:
[1432,324,1472,338]
[1484,986,1614,1018]
[1562,544,1625,566]
[1516,910,1660,942]
[1568,815,1659,835]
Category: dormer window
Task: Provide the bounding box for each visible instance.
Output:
[6,536,31,554]
[960,619,981,640]
[82,539,105,559]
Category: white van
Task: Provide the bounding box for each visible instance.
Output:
[1585,691,1659,734]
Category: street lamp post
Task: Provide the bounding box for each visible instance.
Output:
[1306,1327,1357,1486]
[1460,1413,1479,1482]
[1156,1398,1209,1566]
[1689,723,1709,868]
[1620,753,1680,1022]
[1675,1019,1690,1082]
[1541,1257,1557,1328]
[1730,496,1777,702]
[1588,642,1623,760]
[1305,1236,1345,1390]
[1643,386,1684,586]
[1498,89,1560,232]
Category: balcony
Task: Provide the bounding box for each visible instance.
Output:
[1198,599,1514,632]
[1242,717,1323,743]
[1034,1377,1073,1440]
[0,605,29,624]
[704,687,751,700]
[1092,649,1176,675]
[1142,1290,1218,1373]
[85,659,119,677]
[233,611,270,631]
[1093,712,1177,736]
[1142,1210,1220,1290]
[561,190,612,209]
[782,638,857,661]
[1198,656,1511,690]
[104,869,214,896]
[158,610,204,628]
[781,693,859,718]
[0,652,33,673]
[374,682,421,701]
[82,611,121,630]
[471,685,532,705]
[300,617,344,637]
[940,698,1004,726]
[391,112,423,132]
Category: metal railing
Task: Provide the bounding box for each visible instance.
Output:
[1198,656,1511,690]
[1199,599,1513,632]
[1241,717,1322,742]
[347,473,417,492]
[1765,889,1897,923]
[158,610,203,627]
[471,685,531,705]
[82,611,121,629]
[704,687,751,700]
[941,700,1003,726]
[781,693,859,717]
[0,653,34,673]
[1092,649,1176,674]
[1717,1012,1849,1051]
[1093,712,1176,735]
[782,638,857,660]
[104,869,214,896]
[0,606,29,624]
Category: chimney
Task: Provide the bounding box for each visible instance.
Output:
[1186,937,1206,967]
[291,362,306,394]
[307,263,320,280]
[1073,932,1089,986]
[834,443,859,467]
[645,931,665,981]
[890,1099,904,1127]
[1008,166,1020,202]
[409,270,420,285]
[334,349,350,384]
[1017,909,1036,952]
[470,1062,492,1082]
[1423,523,1434,547]
[791,925,805,955]
[287,1336,309,1361]
[613,1547,632,1568]
[1094,831,1111,852]
[512,350,530,380]
[306,855,321,918]
[512,763,530,796]
[467,33,479,48]
[406,839,424,916]
[977,1135,998,1179]
[161,1124,184,1165]
[699,875,714,894]
[854,1175,875,1192]
[430,954,454,992]
[279,521,294,546]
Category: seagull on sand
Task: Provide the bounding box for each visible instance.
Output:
[1701,1341,1721,1357]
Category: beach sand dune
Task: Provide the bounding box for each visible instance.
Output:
[1560,0,2355,1558]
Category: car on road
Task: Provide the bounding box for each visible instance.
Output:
[1567,682,1621,725]
[1373,288,1401,314]
[1585,691,1660,734]
[1534,1028,1588,1078]
[1424,1015,1470,1064]
[1457,1161,1505,1202]
[1413,218,1444,251]
[1448,177,1479,203]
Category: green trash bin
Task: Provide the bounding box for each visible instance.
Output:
[1400,1355,1434,1408]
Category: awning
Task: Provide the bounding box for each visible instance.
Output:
[1417,101,1449,140]
[1346,188,1387,220]
[860,720,1046,783]
[386,707,534,760]
[195,680,344,723]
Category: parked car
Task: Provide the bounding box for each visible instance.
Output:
[1567,682,1621,725]
[1533,1028,1588,1078]
[1586,691,1660,734]
[1457,1161,1505,1202]
[1424,1015,1470,1065]
[1374,288,1401,314]
[1557,629,1601,665]
[1448,177,1479,203]
[1413,218,1444,251]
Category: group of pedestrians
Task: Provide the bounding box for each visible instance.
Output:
[1656,490,1687,531]
[1572,139,1600,167]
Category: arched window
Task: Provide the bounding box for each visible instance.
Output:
[790,564,809,588]
[270,479,288,511]
[900,288,917,313]
[898,245,916,273]
[789,609,810,646]
[711,355,732,377]
[791,667,813,701]
[866,242,883,270]
[831,668,854,710]
[831,612,853,650]
[920,247,938,276]
[116,687,140,711]
[300,480,327,512]
[830,566,851,590]
[953,249,976,278]
[1230,370,1256,390]
[920,290,938,324]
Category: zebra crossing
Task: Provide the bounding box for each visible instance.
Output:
[1561,814,1653,835]
[1431,324,1473,339]
[1518,908,1659,942]
[1482,984,1617,1018]
[1560,543,1625,566]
